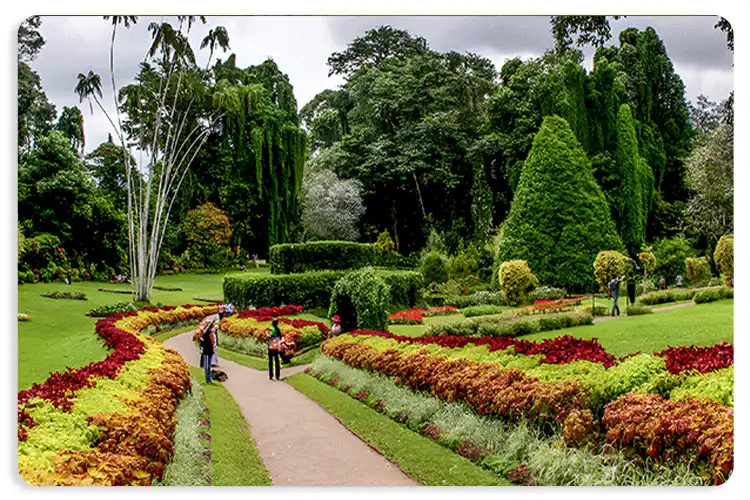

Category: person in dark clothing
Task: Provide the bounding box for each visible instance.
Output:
[609,275,625,316]
[267,319,282,380]
[627,276,636,305]
[199,325,215,384]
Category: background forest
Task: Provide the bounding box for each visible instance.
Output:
[17,16,733,292]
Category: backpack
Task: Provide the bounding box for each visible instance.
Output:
[211,369,228,382]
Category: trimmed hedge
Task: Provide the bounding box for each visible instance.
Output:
[269,241,418,274]
[637,286,733,306]
[223,269,422,310]
[269,242,376,274]
[423,310,593,338]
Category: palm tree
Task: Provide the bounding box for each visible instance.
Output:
[200,26,231,70]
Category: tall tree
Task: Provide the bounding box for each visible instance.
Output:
[550,16,623,54]
[497,115,623,291]
[327,25,430,77]
[55,106,85,154]
[18,16,45,63]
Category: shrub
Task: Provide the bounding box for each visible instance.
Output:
[652,236,694,281]
[713,234,733,286]
[593,251,631,293]
[529,286,566,301]
[424,310,592,338]
[685,257,712,285]
[444,291,506,308]
[693,289,722,304]
[637,248,658,277]
[379,270,422,309]
[375,231,396,254]
[224,271,343,310]
[461,305,508,318]
[41,291,87,300]
[329,267,390,331]
[87,302,138,317]
[268,241,377,274]
[299,325,324,347]
[496,115,624,291]
[499,260,538,306]
[181,203,233,270]
[637,288,697,306]
[625,305,652,316]
[422,252,449,285]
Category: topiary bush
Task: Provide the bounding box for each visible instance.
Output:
[529,285,567,301]
[496,115,624,291]
[329,267,390,331]
[421,252,449,285]
[375,230,396,254]
[269,241,377,274]
[714,234,733,286]
[224,271,344,310]
[593,251,632,293]
[685,257,712,285]
[499,260,538,306]
[637,248,657,277]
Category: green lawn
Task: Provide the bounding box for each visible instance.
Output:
[188,366,271,485]
[286,372,510,486]
[522,299,733,356]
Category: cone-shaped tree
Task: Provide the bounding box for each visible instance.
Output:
[613,103,647,254]
[497,115,624,291]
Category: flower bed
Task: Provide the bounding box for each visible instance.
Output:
[319,333,734,484]
[17,304,217,485]
[388,306,459,325]
[236,305,304,321]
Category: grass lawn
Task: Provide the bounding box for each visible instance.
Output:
[286,372,510,486]
[522,299,733,356]
[17,272,255,389]
[188,366,271,485]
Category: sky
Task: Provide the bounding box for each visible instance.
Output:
[30,15,733,156]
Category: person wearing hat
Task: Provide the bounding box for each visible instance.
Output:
[330,315,342,338]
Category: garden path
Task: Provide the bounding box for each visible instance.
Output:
[592,300,696,322]
[165,328,417,486]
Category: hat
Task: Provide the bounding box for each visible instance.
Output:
[332,315,341,323]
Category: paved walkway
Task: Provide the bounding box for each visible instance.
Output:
[592,300,696,323]
[165,328,416,486]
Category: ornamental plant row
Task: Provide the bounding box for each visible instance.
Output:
[17,304,217,485]
[320,336,733,484]
[388,306,459,325]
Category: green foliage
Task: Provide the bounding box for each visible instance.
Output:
[329,267,390,331]
[379,270,422,309]
[269,241,377,274]
[652,237,694,280]
[461,305,510,318]
[637,248,658,276]
[625,305,652,316]
[497,116,624,292]
[181,203,234,270]
[685,257,712,285]
[693,288,733,304]
[529,286,567,301]
[670,368,733,407]
[86,302,137,316]
[593,251,631,292]
[41,290,87,300]
[299,325,324,348]
[422,252,449,285]
[713,234,733,286]
[223,271,343,310]
[424,310,592,337]
[612,104,647,253]
[375,231,396,254]
[443,291,506,308]
[498,260,538,306]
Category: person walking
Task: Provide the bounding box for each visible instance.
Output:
[267,319,282,380]
[627,275,636,305]
[676,274,683,287]
[658,276,667,290]
[609,275,625,316]
[199,323,215,384]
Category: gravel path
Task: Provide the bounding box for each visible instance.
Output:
[165,327,417,486]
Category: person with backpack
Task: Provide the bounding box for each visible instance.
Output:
[609,275,625,317]
[267,319,282,380]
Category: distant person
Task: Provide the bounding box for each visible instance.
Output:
[240,263,247,272]
[659,276,667,290]
[226,303,235,317]
[267,319,282,380]
[609,275,624,316]
[627,276,636,305]
[218,303,226,320]
[199,323,215,384]
[330,315,342,338]
[676,275,683,287]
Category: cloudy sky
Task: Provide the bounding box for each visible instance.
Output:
[31,15,733,156]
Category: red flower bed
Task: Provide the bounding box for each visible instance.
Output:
[656,342,734,375]
[278,317,329,335]
[237,305,304,321]
[603,393,733,484]
[534,297,583,305]
[350,330,617,367]
[388,306,459,324]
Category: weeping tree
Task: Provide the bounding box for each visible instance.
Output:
[76,16,229,301]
